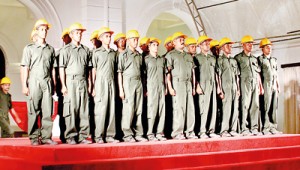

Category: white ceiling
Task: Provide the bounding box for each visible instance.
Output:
[193,0,300,43]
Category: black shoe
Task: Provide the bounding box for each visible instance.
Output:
[66,138,77,145]
[41,139,58,145]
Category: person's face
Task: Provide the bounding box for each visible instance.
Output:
[63,34,71,44]
[187,44,197,55]
[117,38,126,49]
[128,37,139,49]
[222,43,232,55]
[70,30,83,43]
[165,42,174,52]
[262,45,272,56]
[99,32,112,45]
[242,42,253,53]
[199,40,210,53]
[140,44,148,52]
[149,42,159,54]
[1,83,10,94]
[36,25,48,39]
[173,37,185,50]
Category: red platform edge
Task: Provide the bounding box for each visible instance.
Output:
[0,134,300,170]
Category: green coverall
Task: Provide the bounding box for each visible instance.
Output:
[21,43,56,143]
[258,55,279,132]
[235,51,261,132]
[144,54,166,136]
[165,49,195,138]
[118,48,144,138]
[217,55,240,133]
[195,52,217,135]
[92,46,117,142]
[59,43,91,142]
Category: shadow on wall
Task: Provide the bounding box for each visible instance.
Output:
[0,48,5,79]
[284,78,300,134]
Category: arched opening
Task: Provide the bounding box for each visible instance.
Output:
[0,48,5,79]
[146,12,193,54]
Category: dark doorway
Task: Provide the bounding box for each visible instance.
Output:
[0,48,5,79]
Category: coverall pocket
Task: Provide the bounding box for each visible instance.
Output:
[63,96,71,117]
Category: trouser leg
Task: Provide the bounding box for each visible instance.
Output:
[106,82,116,137]
[78,81,90,142]
[240,82,252,132]
[208,86,217,133]
[199,87,213,134]
[171,81,186,137]
[220,89,233,133]
[185,82,195,135]
[230,92,239,132]
[27,79,42,141]
[121,79,136,137]
[64,79,79,140]
[157,85,166,135]
[134,81,144,136]
[249,83,260,131]
[40,80,54,142]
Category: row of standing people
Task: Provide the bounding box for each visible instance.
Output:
[20,19,281,145]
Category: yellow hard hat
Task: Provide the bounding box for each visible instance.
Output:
[30,30,37,41]
[149,37,161,45]
[139,37,150,46]
[219,37,234,47]
[61,28,69,39]
[172,32,187,41]
[90,30,99,40]
[114,33,126,43]
[164,36,173,46]
[34,18,51,30]
[68,22,86,33]
[126,30,140,39]
[185,37,197,46]
[97,27,114,38]
[259,38,272,48]
[0,77,11,85]
[241,35,254,44]
[197,35,212,45]
[210,40,220,49]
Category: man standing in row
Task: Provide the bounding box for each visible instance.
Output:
[258,38,282,135]
[118,30,147,142]
[144,37,167,141]
[217,37,240,137]
[196,35,219,139]
[21,19,57,145]
[92,27,119,143]
[59,23,92,144]
[166,32,197,140]
[235,35,264,136]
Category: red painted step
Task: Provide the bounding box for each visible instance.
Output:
[0,135,300,169]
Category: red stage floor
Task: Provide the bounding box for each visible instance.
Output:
[0,134,300,170]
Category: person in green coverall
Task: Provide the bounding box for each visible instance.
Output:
[21,19,57,145]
